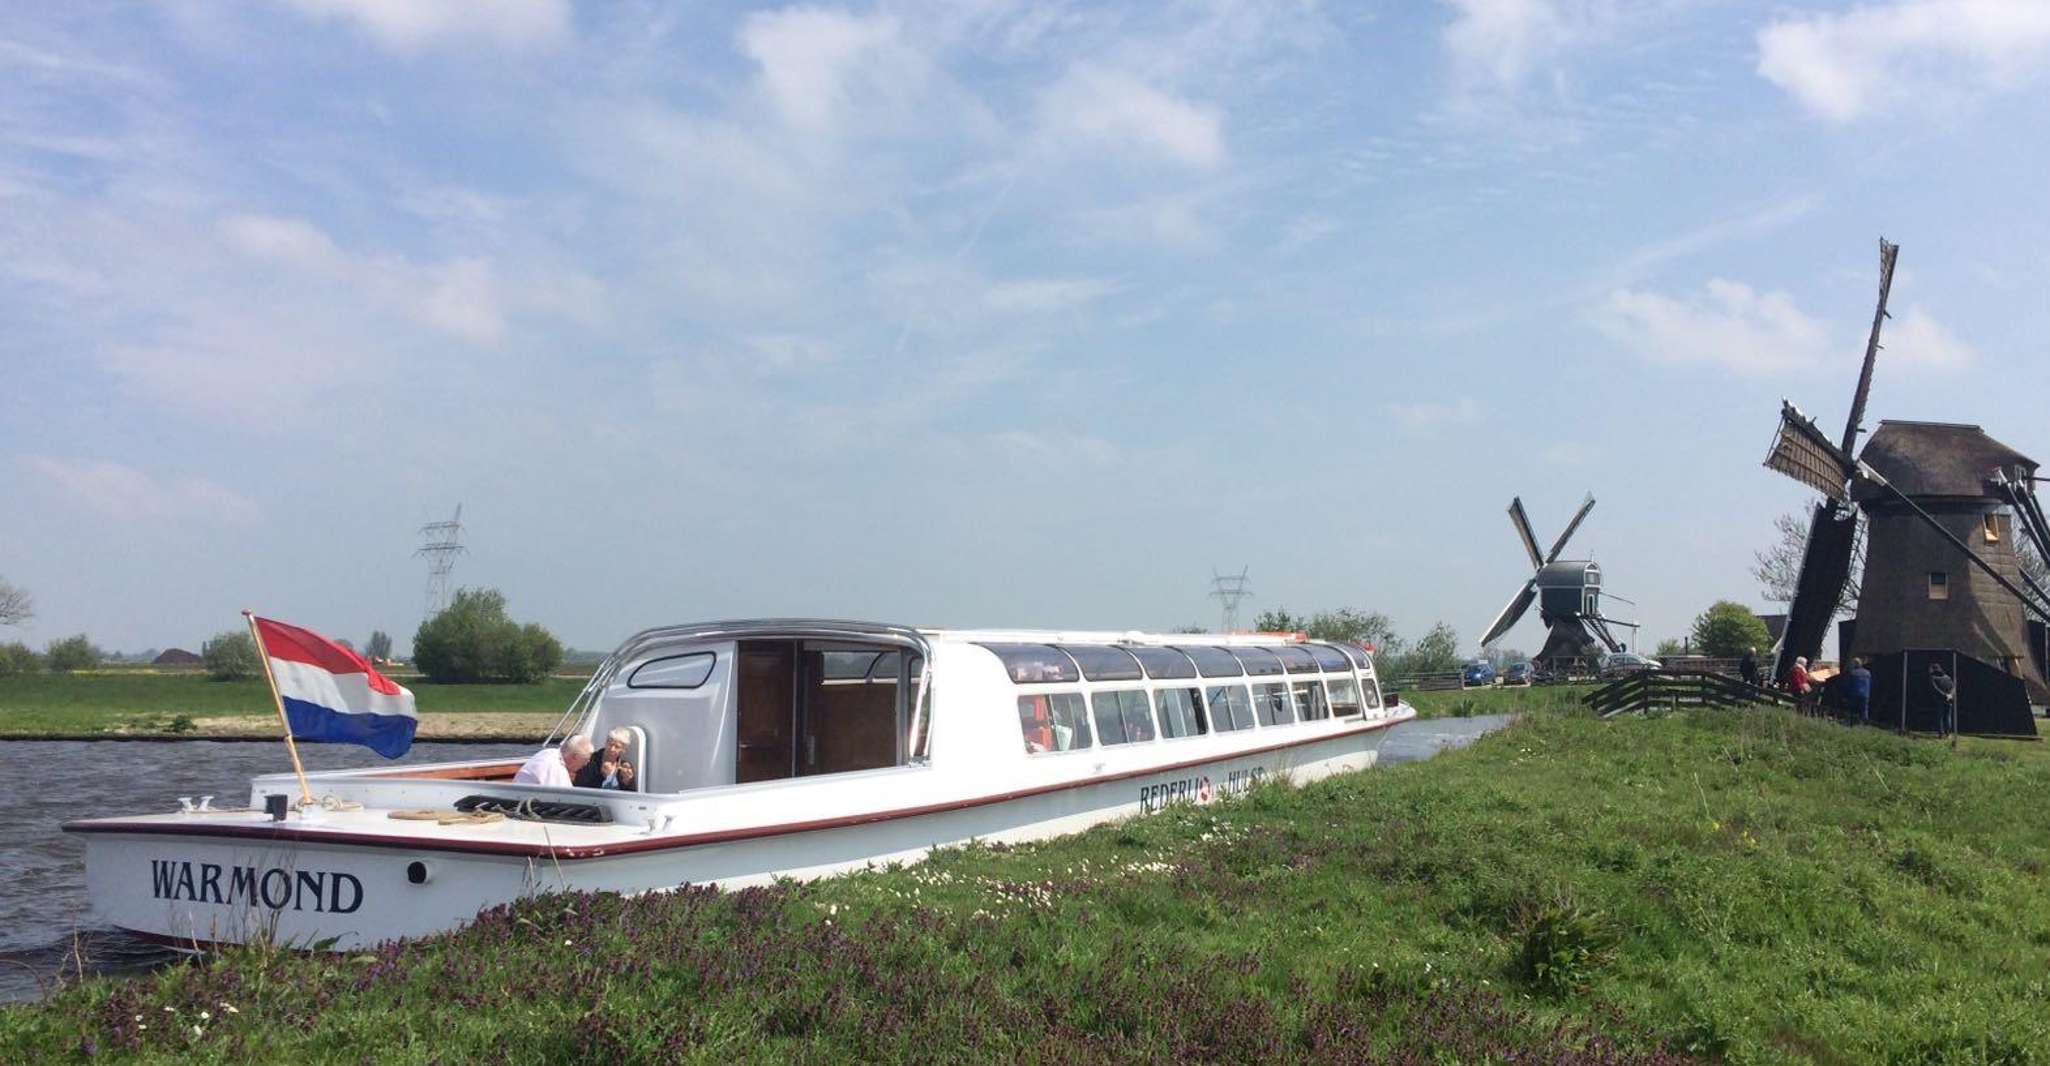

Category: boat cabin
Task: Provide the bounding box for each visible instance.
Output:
[511,621,1386,797]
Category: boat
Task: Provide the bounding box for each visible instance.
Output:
[67,620,1413,949]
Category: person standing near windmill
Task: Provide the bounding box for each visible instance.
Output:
[1929,662,1957,744]
[1846,657,1873,724]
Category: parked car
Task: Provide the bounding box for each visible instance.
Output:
[1462,660,1497,687]
[1502,661,1534,685]
[1597,652,1662,679]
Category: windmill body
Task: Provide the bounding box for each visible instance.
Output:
[1845,421,2048,703]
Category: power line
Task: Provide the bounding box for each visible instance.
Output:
[1209,567,1253,633]
[415,503,466,620]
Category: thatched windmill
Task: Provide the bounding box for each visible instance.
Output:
[1762,240,2048,734]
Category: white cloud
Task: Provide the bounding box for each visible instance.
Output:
[1441,0,1572,87]
[22,456,260,525]
[283,0,572,53]
[1593,279,1832,375]
[1884,305,1978,369]
[1386,396,1482,429]
[219,213,340,269]
[417,258,505,345]
[739,7,909,132]
[983,277,1120,314]
[1757,0,2050,121]
[1037,66,1225,169]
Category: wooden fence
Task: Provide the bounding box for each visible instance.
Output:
[1583,669,1794,719]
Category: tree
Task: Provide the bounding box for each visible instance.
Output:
[1689,601,1771,658]
[1753,510,1864,616]
[412,588,563,683]
[366,630,393,664]
[201,630,261,681]
[1392,622,1462,677]
[0,577,30,627]
[45,634,102,673]
[0,641,41,676]
[1252,608,1307,633]
[1654,638,1687,658]
[1305,608,1398,648]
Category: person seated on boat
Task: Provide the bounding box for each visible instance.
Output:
[513,735,593,787]
[573,727,638,791]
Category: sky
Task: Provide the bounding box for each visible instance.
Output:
[3,0,2049,657]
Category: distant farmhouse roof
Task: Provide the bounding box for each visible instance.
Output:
[1853,420,2036,503]
[153,648,201,665]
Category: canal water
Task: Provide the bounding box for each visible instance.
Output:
[0,714,1514,1003]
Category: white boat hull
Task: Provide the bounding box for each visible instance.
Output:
[79,729,1386,949]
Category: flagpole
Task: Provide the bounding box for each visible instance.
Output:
[244,609,313,806]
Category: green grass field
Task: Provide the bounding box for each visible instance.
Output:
[0,672,585,735]
[5,706,2045,1062]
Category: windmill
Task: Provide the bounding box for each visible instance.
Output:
[1761,239,2048,734]
[1478,494,1632,672]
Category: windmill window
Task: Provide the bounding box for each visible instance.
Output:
[1928,572,1950,601]
[1984,515,2000,543]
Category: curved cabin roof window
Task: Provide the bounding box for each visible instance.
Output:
[1056,645,1144,681]
[982,644,1080,683]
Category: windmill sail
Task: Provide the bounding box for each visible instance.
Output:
[1768,239,1899,684]
[1764,403,1852,500]
[1480,581,1538,648]
[1544,495,1596,563]
[1507,498,1544,570]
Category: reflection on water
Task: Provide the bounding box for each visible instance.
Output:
[0,715,1515,1004]
[0,739,534,1004]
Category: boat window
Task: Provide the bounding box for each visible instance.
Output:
[1337,643,1372,670]
[1327,678,1362,717]
[1362,678,1382,711]
[981,643,1081,683]
[1155,687,1208,738]
[822,651,881,681]
[1091,689,1156,745]
[910,675,934,759]
[627,652,716,689]
[1292,680,1331,721]
[1205,685,1256,731]
[1057,645,1144,681]
[1273,646,1320,674]
[1017,693,1091,753]
[1176,646,1245,677]
[1128,646,1197,679]
[1253,682,1295,726]
[1232,647,1286,676]
[1306,644,1353,672]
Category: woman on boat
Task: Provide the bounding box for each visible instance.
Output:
[574,727,638,791]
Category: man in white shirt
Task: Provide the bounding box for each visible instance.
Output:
[514,734,594,787]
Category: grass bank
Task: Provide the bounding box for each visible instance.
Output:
[6,707,2047,1062]
[0,673,582,737]
[1400,681,1594,719]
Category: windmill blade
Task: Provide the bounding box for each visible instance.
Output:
[1764,402,1852,499]
[1480,580,1538,648]
[1772,500,1858,683]
[1506,498,1544,570]
[1544,494,1596,563]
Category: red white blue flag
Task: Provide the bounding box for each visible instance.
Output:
[253,617,417,758]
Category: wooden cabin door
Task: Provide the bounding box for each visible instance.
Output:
[735,642,796,783]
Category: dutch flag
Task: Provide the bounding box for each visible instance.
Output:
[253,616,418,758]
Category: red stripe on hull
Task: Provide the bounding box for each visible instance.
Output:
[66,716,1405,860]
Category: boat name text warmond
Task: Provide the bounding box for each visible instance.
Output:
[149,859,365,914]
